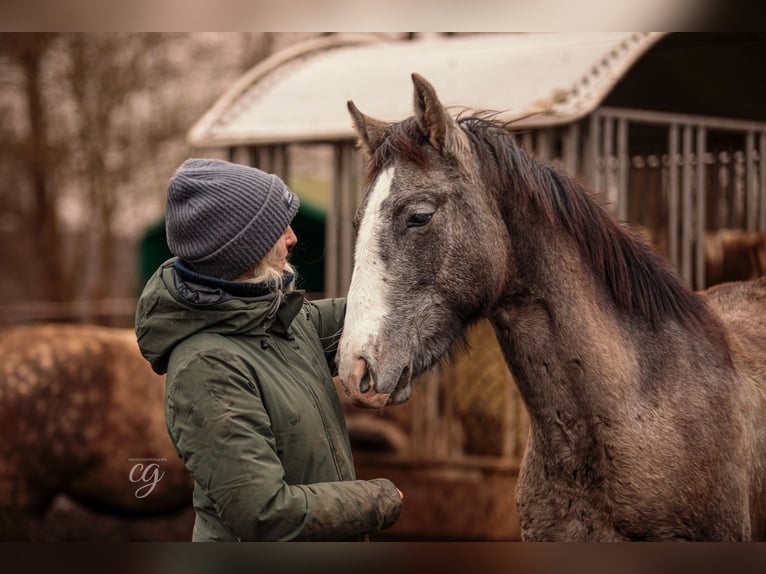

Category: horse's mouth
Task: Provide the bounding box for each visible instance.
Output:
[347,361,412,408]
[386,365,413,405]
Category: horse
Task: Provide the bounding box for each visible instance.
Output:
[704,229,766,288]
[336,73,766,541]
[0,323,193,540]
[635,225,766,288]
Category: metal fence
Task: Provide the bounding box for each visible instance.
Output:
[587,107,766,290]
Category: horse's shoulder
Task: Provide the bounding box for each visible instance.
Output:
[701,277,766,314]
[702,278,766,373]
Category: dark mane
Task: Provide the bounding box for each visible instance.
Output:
[458,115,717,332]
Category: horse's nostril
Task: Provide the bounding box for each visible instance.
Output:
[350,357,372,394]
[359,370,371,393]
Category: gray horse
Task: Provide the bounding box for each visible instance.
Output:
[337,73,766,541]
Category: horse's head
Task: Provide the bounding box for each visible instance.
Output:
[338,74,511,408]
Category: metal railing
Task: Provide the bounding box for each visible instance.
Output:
[590,107,766,289]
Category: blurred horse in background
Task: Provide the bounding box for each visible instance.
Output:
[632,226,766,289]
[0,324,192,540]
[705,229,766,287]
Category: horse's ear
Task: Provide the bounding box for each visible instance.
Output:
[347,100,388,156]
[412,73,468,157]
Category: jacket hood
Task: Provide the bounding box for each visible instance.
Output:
[135,258,304,374]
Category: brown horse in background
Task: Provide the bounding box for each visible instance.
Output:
[337,74,766,540]
[0,324,192,540]
[634,225,766,288]
[705,229,766,287]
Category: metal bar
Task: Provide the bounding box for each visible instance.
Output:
[279,144,290,181]
[588,113,601,192]
[269,145,279,173]
[681,125,693,286]
[603,117,615,208]
[347,146,362,290]
[647,155,659,237]
[695,127,707,290]
[443,372,456,458]
[728,150,737,228]
[599,106,766,133]
[246,146,260,168]
[422,372,439,457]
[761,132,766,231]
[668,124,679,269]
[563,122,580,176]
[273,145,282,174]
[275,145,283,175]
[617,118,629,221]
[521,131,534,154]
[271,145,282,178]
[637,155,648,227]
[326,145,341,297]
[502,372,514,459]
[354,147,366,205]
[339,144,354,294]
[536,129,553,162]
[711,152,723,230]
[746,131,756,231]
[265,145,276,175]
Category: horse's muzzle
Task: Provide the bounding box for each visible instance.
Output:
[343,357,391,409]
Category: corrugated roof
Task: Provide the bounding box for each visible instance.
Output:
[189,32,666,147]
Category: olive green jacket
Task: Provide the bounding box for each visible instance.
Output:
[135,258,401,541]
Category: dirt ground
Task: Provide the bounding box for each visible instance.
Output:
[40,461,521,541]
[41,495,195,542]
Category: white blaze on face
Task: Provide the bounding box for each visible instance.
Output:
[340,166,396,366]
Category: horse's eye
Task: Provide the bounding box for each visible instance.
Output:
[406,211,434,228]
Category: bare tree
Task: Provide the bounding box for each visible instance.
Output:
[59,33,196,303]
[0,33,69,302]
[237,32,275,72]
[0,33,280,321]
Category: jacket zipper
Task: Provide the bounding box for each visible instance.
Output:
[260,336,346,480]
[295,371,346,480]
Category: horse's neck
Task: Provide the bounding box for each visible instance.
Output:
[490,233,637,423]
[488,216,733,461]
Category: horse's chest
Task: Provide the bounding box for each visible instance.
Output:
[515,425,625,541]
[516,459,619,541]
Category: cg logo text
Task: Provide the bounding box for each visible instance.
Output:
[128,461,166,499]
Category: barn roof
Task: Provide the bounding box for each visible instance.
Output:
[188,32,666,148]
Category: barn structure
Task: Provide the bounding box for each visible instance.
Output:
[186,32,766,539]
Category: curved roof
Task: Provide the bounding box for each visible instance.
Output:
[189,32,667,148]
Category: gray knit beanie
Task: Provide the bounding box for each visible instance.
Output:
[165,158,300,280]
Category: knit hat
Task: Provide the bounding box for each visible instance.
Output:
[165,158,300,280]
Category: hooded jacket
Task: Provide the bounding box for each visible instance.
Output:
[135,258,402,541]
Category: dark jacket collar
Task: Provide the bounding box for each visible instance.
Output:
[173,258,303,338]
[174,258,294,298]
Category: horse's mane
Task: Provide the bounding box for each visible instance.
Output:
[457,114,717,333]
